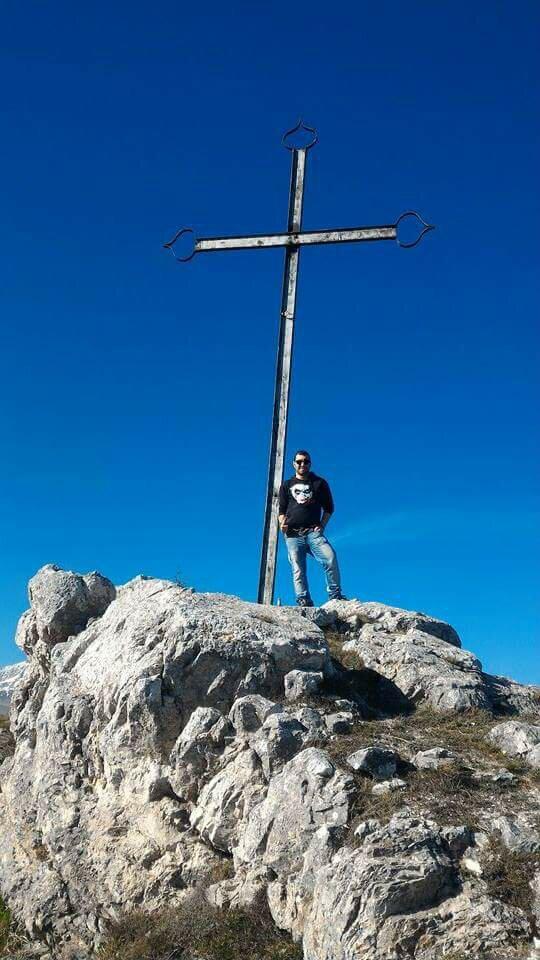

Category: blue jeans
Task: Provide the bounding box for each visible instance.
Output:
[285,529,342,602]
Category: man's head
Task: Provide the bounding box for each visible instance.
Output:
[293,449,311,477]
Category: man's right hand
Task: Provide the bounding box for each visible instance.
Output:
[279,520,288,533]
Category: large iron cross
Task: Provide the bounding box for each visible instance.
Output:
[164,120,434,606]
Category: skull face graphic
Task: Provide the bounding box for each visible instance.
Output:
[291,483,313,505]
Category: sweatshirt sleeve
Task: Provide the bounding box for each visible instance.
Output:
[278,482,288,515]
[319,479,334,514]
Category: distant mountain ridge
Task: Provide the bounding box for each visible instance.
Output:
[0,661,27,716]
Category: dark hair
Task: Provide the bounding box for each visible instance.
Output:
[294,449,311,461]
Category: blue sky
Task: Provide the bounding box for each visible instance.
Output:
[0,1,538,683]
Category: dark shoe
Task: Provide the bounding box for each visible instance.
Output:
[297,597,314,608]
[329,592,348,601]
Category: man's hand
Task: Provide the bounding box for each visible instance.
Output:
[279,515,288,534]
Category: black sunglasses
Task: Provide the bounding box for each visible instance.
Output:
[295,459,311,465]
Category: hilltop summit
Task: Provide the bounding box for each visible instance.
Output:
[0,565,539,959]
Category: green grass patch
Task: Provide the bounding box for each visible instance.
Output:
[0,899,11,953]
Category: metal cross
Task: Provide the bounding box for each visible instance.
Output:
[164,120,434,606]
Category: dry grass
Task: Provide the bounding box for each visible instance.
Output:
[483,837,540,920]
[345,762,505,833]
[98,894,302,960]
[325,630,366,671]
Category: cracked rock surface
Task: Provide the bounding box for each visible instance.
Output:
[1,565,539,960]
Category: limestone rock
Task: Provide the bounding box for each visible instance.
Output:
[324,712,353,734]
[236,748,355,876]
[0,570,330,954]
[168,706,232,800]
[413,746,458,770]
[324,598,461,646]
[190,747,267,852]
[371,776,407,795]
[491,813,540,853]
[283,669,323,701]
[487,719,540,768]
[346,745,399,779]
[1,567,537,960]
[302,813,530,959]
[17,564,115,657]
[228,695,281,735]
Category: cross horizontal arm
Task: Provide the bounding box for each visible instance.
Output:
[195,226,397,253]
[196,225,396,253]
[164,212,433,261]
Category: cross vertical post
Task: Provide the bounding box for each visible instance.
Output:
[258,146,307,604]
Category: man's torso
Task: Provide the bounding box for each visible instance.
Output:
[280,473,332,536]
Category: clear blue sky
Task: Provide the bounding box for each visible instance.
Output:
[1,1,538,683]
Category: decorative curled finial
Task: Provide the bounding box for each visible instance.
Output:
[163,227,197,263]
[282,119,319,151]
[395,211,435,249]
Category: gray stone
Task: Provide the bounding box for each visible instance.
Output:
[346,745,399,779]
[236,748,355,876]
[324,599,539,716]
[302,813,529,959]
[491,814,540,854]
[487,719,540,768]
[250,713,308,778]
[169,706,232,800]
[190,748,267,853]
[17,564,115,656]
[283,669,323,701]
[228,695,281,735]
[0,570,330,953]
[324,712,354,735]
[371,777,407,795]
[323,598,462,646]
[413,746,457,770]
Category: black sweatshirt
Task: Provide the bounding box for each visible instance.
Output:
[278,472,334,536]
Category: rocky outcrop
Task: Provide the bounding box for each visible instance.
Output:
[0,566,538,960]
[325,599,540,714]
[487,719,540,769]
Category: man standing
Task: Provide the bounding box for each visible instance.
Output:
[278,450,346,607]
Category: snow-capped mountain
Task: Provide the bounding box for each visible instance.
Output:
[0,662,26,716]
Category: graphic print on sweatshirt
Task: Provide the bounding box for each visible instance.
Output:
[290,483,314,505]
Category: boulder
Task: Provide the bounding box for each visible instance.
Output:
[413,746,457,770]
[346,745,399,779]
[249,713,308,778]
[0,571,330,954]
[302,813,530,959]
[283,669,323,701]
[190,747,268,852]
[324,712,354,735]
[491,814,540,854]
[16,564,115,657]
[228,695,281,735]
[371,777,407,795]
[487,720,540,768]
[324,599,461,646]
